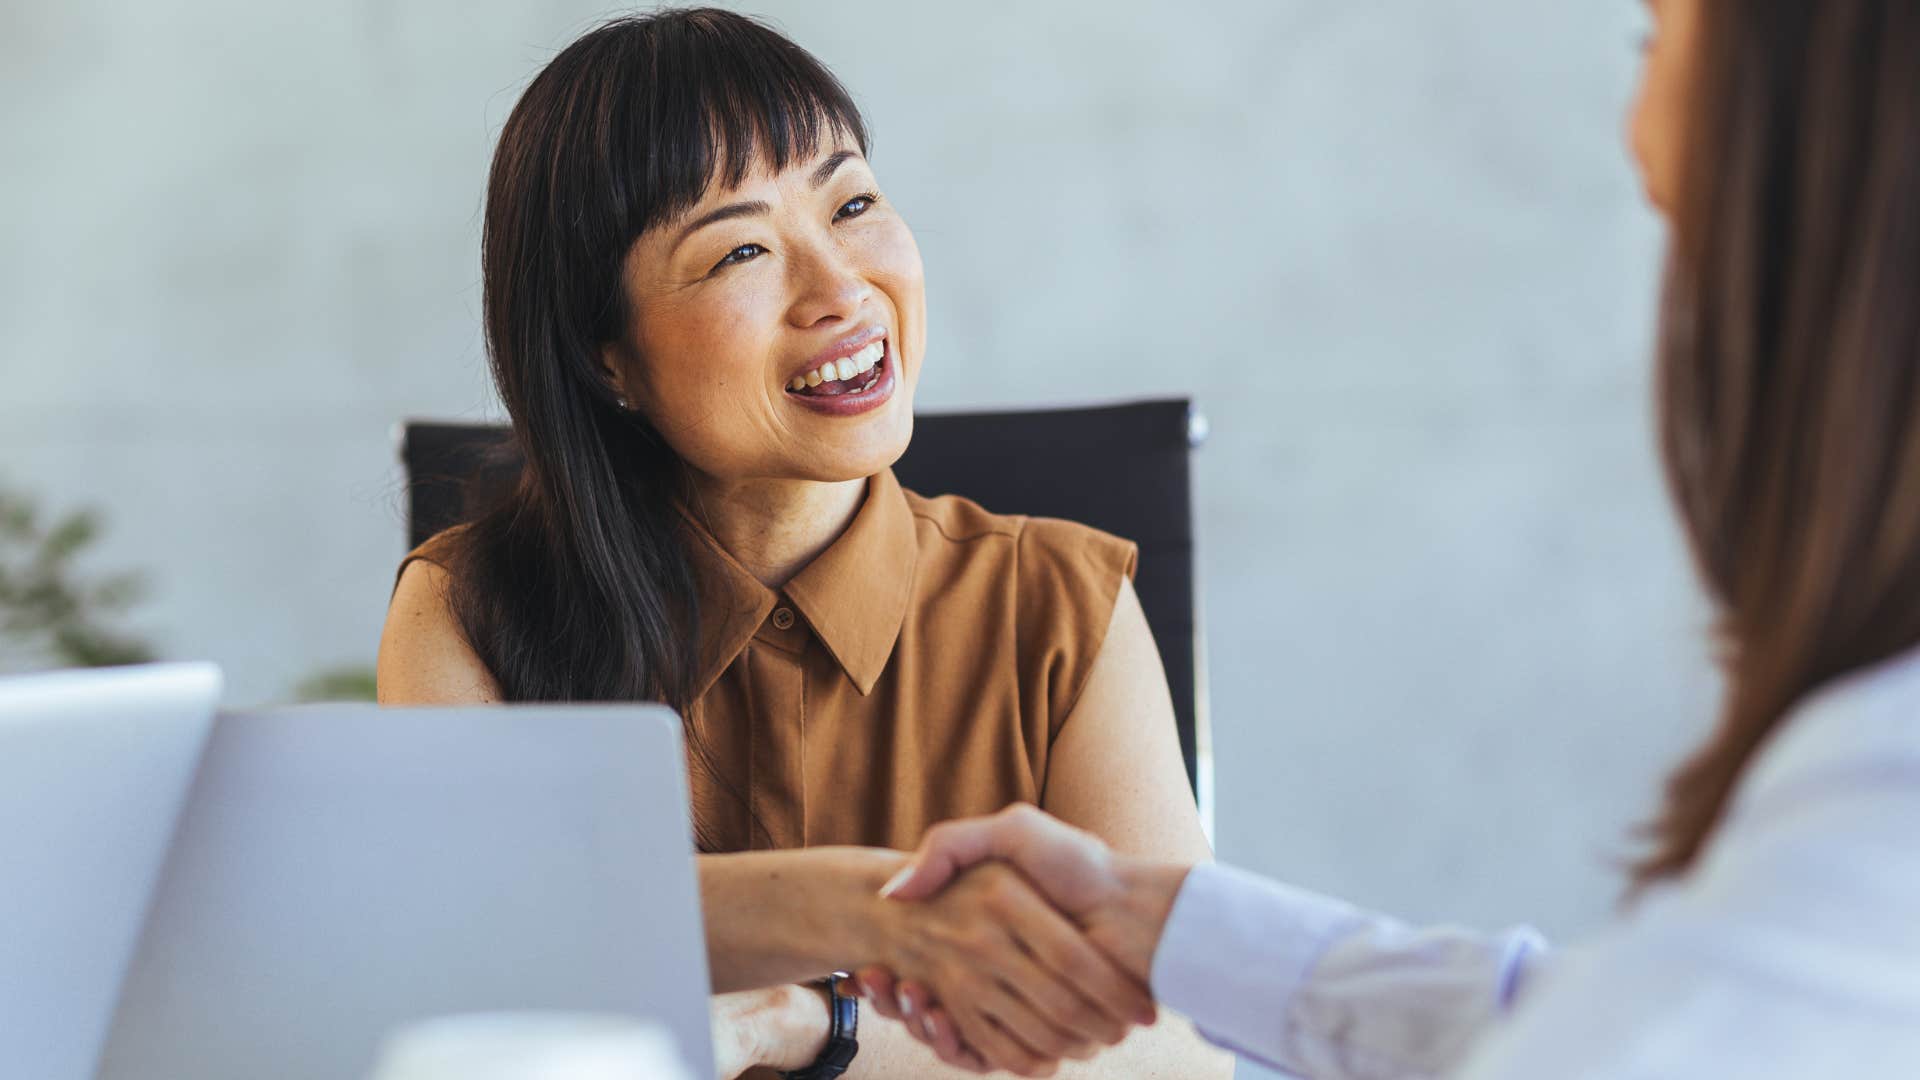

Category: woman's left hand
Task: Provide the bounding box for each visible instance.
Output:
[840,968,982,1070]
[710,984,830,1079]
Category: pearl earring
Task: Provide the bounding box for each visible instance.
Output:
[616,396,629,410]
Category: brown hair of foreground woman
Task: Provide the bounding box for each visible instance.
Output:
[1641,0,1920,883]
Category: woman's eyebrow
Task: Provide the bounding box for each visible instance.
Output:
[809,149,858,189]
[674,200,771,247]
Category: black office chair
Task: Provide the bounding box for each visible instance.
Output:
[398,398,1210,804]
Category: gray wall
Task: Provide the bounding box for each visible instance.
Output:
[3,0,1715,1063]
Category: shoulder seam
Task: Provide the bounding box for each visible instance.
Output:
[909,506,1025,546]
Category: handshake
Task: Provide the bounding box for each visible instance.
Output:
[848,805,1194,1076]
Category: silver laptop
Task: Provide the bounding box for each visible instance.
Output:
[0,662,223,1080]
[98,704,716,1080]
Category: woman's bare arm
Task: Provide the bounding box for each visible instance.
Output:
[1023,578,1233,1076]
[1041,578,1211,865]
[377,561,503,704]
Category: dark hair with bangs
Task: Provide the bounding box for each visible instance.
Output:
[438,8,868,847]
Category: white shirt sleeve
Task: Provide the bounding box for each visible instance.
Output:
[1150,862,1548,1079]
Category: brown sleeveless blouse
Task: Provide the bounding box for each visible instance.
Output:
[399,468,1136,854]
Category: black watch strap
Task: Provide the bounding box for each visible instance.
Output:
[781,974,859,1080]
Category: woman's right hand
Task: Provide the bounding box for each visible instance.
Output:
[866,860,1156,1077]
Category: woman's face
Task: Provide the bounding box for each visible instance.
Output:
[1629,0,1700,216]
[607,143,925,488]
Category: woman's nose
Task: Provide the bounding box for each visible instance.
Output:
[786,246,874,327]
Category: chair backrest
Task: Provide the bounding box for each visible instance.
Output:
[397,398,1205,798]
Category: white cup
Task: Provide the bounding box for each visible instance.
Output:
[367,1012,695,1080]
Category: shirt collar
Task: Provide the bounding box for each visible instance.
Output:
[680,469,918,699]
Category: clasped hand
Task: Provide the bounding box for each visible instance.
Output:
[854,806,1189,1076]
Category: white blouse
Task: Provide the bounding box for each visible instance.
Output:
[1151,648,1920,1079]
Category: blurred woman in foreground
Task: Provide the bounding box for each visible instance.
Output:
[867,0,1920,1075]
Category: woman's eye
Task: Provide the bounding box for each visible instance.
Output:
[835,193,879,221]
[714,243,765,270]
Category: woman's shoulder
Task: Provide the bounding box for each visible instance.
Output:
[898,487,1139,589]
[1677,648,1920,974]
[898,487,1138,723]
[381,523,502,704]
[395,523,474,586]
[1731,645,1920,818]
[1487,656,1920,1078]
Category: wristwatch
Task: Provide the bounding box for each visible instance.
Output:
[780,973,859,1079]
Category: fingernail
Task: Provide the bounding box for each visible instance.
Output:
[879,866,913,898]
[918,1014,936,1042]
[896,990,916,1019]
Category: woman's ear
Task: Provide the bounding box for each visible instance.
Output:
[600,343,632,409]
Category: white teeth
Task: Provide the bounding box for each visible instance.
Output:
[788,340,886,392]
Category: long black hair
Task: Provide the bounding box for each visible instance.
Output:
[445,11,868,722]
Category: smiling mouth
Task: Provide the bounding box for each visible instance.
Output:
[786,339,887,398]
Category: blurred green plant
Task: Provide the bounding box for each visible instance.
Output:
[1,481,382,697]
[0,485,156,670]
[294,664,379,702]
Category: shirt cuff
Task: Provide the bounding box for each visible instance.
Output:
[1150,862,1368,1066]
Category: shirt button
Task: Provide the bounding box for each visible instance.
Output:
[771,607,796,631]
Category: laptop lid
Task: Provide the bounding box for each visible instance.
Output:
[0,663,222,1080]
[98,704,715,1080]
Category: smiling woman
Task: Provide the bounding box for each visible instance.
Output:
[374,9,1226,1080]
